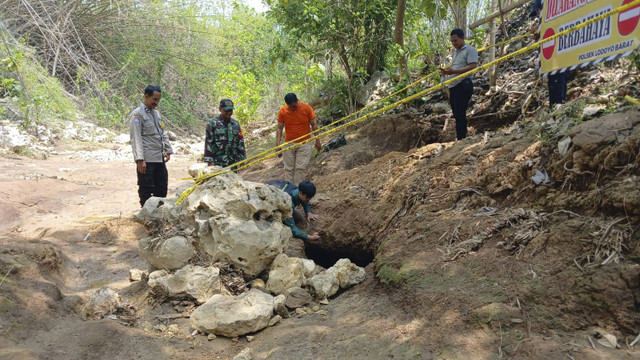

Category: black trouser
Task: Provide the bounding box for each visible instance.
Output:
[449,78,473,140]
[137,162,168,207]
[548,72,569,107]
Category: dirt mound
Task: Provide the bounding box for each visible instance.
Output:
[0,240,65,274]
[291,101,640,358]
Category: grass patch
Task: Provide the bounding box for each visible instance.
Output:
[375,257,420,285]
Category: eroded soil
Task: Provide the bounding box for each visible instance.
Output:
[1,108,639,360]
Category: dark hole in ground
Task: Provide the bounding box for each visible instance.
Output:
[304,242,374,268]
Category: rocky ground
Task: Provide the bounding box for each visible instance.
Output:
[1,16,640,360]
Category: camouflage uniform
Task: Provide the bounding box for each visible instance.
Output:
[203,115,246,167]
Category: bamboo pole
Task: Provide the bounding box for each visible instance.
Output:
[469,0,529,29]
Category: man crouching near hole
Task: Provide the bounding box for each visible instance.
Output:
[266,180,321,241]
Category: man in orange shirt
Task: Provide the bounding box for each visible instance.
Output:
[276,93,322,184]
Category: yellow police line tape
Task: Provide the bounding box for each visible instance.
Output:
[178,32,532,188]
[192,32,532,182]
[175,0,640,205]
[626,95,640,106]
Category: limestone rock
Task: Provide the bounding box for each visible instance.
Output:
[233,348,253,360]
[333,258,366,288]
[137,166,294,278]
[268,315,282,326]
[82,287,122,320]
[307,259,366,299]
[114,133,129,144]
[582,105,603,117]
[0,124,28,152]
[274,302,289,318]
[356,71,392,106]
[266,254,306,295]
[250,278,266,290]
[273,294,286,308]
[273,295,289,318]
[307,268,340,299]
[569,111,640,172]
[148,265,222,303]
[190,289,274,337]
[283,287,312,309]
[570,111,640,154]
[210,216,291,277]
[139,236,193,271]
[129,268,146,282]
[135,197,185,224]
[432,103,451,114]
[185,172,293,276]
[166,324,180,335]
[300,258,319,278]
[188,163,223,178]
[62,120,114,143]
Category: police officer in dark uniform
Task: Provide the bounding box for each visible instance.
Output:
[530,0,570,107]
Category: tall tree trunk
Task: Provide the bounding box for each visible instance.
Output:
[304,55,308,97]
[338,46,353,80]
[489,0,497,87]
[365,23,386,78]
[325,51,333,81]
[394,0,407,79]
[452,0,468,33]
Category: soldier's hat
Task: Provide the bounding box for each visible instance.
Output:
[220,98,234,111]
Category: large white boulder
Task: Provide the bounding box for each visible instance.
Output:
[148,265,222,303]
[266,254,306,295]
[184,168,292,277]
[137,165,293,277]
[0,124,28,152]
[333,258,366,288]
[190,289,274,337]
[356,71,392,106]
[307,259,366,299]
[184,167,291,220]
[135,197,186,224]
[210,216,290,277]
[139,236,193,271]
[307,268,340,300]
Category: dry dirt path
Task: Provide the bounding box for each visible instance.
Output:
[0,152,420,360]
[1,149,638,360]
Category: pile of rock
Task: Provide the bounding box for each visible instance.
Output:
[133,164,366,337]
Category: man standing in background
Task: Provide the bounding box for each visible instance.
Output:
[440,28,478,140]
[276,93,321,184]
[529,0,569,108]
[129,85,174,207]
[203,98,246,169]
